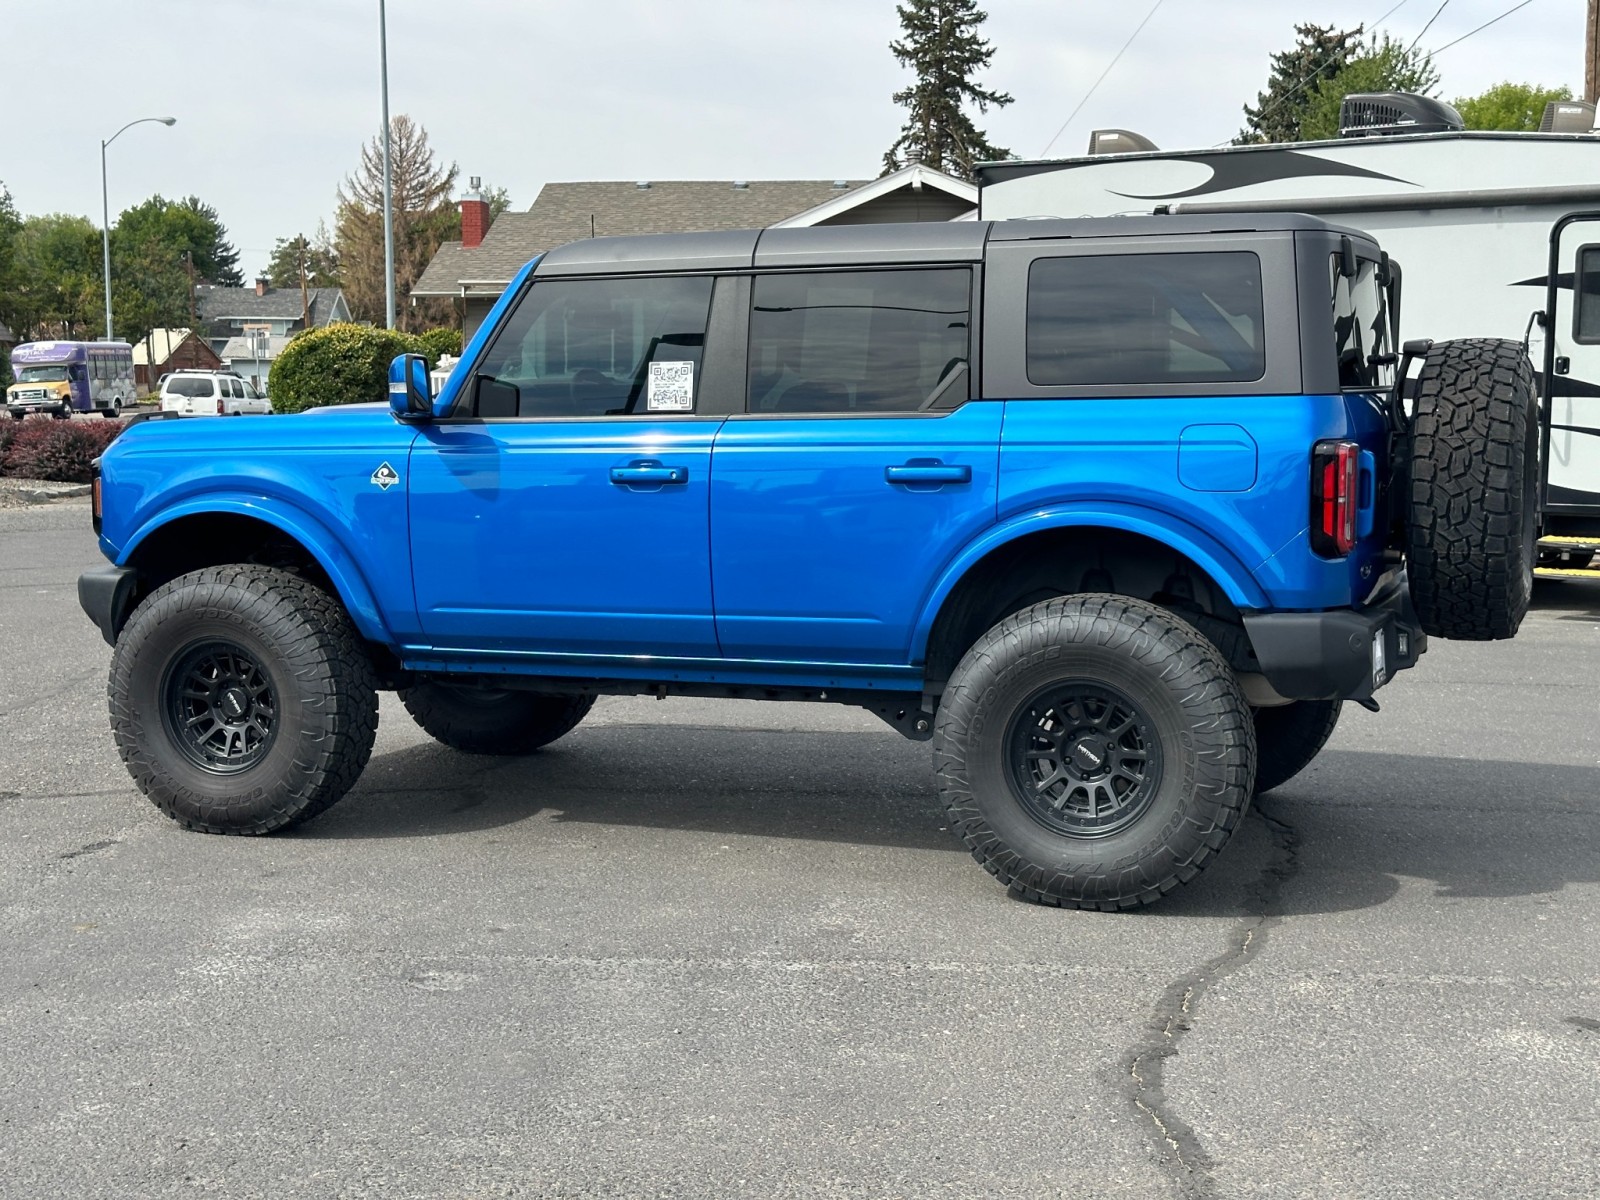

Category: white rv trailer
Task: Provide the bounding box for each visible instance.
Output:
[976,123,1600,570]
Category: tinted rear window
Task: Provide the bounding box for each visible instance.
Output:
[1026,252,1265,387]
[1331,255,1393,388]
[165,377,215,398]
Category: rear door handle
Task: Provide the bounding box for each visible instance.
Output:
[885,462,971,485]
[610,462,688,486]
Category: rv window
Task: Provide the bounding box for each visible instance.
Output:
[1026,252,1265,387]
[1575,245,1600,345]
[1330,255,1392,390]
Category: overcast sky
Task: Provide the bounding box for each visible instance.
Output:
[4,0,1585,279]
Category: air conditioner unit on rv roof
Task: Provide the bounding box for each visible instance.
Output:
[1086,129,1160,155]
[1539,99,1598,133]
[1338,92,1464,138]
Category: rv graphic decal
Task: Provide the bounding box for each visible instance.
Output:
[1108,151,1417,202]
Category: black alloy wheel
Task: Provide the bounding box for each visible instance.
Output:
[161,640,279,774]
[1005,681,1162,838]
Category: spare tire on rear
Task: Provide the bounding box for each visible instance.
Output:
[1406,338,1538,641]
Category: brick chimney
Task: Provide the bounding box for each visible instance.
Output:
[460,176,490,249]
[254,277,268,297]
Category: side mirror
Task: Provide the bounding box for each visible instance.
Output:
[388,353,432,420]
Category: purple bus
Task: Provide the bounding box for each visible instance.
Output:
[6,340,136,419]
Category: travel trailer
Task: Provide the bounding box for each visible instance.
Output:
[976,94,1600,573]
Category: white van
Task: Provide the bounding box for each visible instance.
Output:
[159,371,271,417]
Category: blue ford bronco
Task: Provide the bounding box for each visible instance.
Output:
[79,215,1538,909]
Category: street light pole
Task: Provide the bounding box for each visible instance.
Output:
[100,116,177,342]
[379,0,396,330]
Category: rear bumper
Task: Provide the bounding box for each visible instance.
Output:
[1243,570,1426,702]
[78,564,140,647]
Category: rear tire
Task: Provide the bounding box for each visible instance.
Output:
[1407,338,1538,640]
[109,566,379,834]
[1252,700,1341,795]
[934,595,1256,910]
[400,682,594,755]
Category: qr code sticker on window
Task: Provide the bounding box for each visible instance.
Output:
[647,361,695,411]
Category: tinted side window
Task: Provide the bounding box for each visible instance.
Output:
[1026,252,1265,387]
[473,275,713,417]
[746,269,970,414]
[1575,245,1600,345]
[1331,256,1393,389]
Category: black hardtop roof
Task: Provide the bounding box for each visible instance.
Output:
[532,212,1365,276]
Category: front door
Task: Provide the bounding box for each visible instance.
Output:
[710,267,999,665]
[409,273,724,659]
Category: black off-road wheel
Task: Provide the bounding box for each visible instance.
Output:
[399,682,594,756]
[1252,700,1341,796]
[1407,338,1539,640]
[934,595,1256,911]
[108,565,379,834]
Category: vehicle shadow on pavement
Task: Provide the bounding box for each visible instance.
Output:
[1252,748,1600,915]
[308,725,954,852]
[1531,577,1600,616]
[307,734,1600,918]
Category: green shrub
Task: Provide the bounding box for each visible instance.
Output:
[1,417,128,482]
[267,323,417,414]
[412,327,463,367]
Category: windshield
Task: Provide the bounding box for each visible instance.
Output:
[165,377,216,398]
[16,366,69,383]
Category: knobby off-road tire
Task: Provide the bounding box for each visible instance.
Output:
[934,594,1256,911]
[108,565,379,834]
[1252,700,1341,796]
[1407,338,1539,640]
[399,682,594,755]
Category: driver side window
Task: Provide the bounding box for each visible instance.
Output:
[468,275,714,418]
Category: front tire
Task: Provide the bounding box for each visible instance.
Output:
[934,595,1256,910]
[399,681,594,755]
[1252,700,1341,795]
[109,565,379,834]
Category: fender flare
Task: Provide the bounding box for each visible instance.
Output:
[118,495,390,643]
[910,503,1271,658]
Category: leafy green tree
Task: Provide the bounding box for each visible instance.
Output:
[1237,23,1363,144]
[10,214,103,340]
[1299,34,1440,141]
[113,195,241,287]
[881,0,1013,179]
[0,187,22,383]
[484,184,514,221]
[268,322,417,413]
[1454,81,1574,131]
[335,114,459,331]
[266,224,341,290]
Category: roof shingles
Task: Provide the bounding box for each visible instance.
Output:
[413,180,866,296]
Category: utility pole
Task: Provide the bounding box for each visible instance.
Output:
[379,0,396,330]
[298,238,310,329]
[1588,0,1599,104]
[184,251,197,331]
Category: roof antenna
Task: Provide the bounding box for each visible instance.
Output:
[590,214,595,239]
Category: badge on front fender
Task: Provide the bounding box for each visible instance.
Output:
[371,462,400,491]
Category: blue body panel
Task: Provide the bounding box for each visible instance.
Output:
[708,403,1003,663]
[98,410,419,643]
[407,418,722,657]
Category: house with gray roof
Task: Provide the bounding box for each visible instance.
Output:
[413,164,976,339]
[194,278,351,357]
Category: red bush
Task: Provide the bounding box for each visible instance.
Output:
[1,417,129,483]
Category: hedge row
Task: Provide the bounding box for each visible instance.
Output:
[268,324,465,415]
[0,417,128,483]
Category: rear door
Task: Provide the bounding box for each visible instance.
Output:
[1543,214,1600,525]
[708,266,999,665]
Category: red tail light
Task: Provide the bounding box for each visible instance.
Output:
[216,398,225,414]
[1311,440,1360,557]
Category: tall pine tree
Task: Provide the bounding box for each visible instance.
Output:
[1237,23,1363,145]
[882,0,1013,179]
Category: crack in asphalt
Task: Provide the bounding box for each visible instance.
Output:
[1124,805,1301,1199]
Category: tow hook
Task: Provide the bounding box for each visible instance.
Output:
[1355,697,1380,713]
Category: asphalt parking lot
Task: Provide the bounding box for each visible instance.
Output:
[2,499,1597,1199]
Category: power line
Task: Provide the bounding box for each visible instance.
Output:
[1405,0,1452,53]
[1429,0,1536,54]
[1370,0,1416,25]
[1040,0,1167,156]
